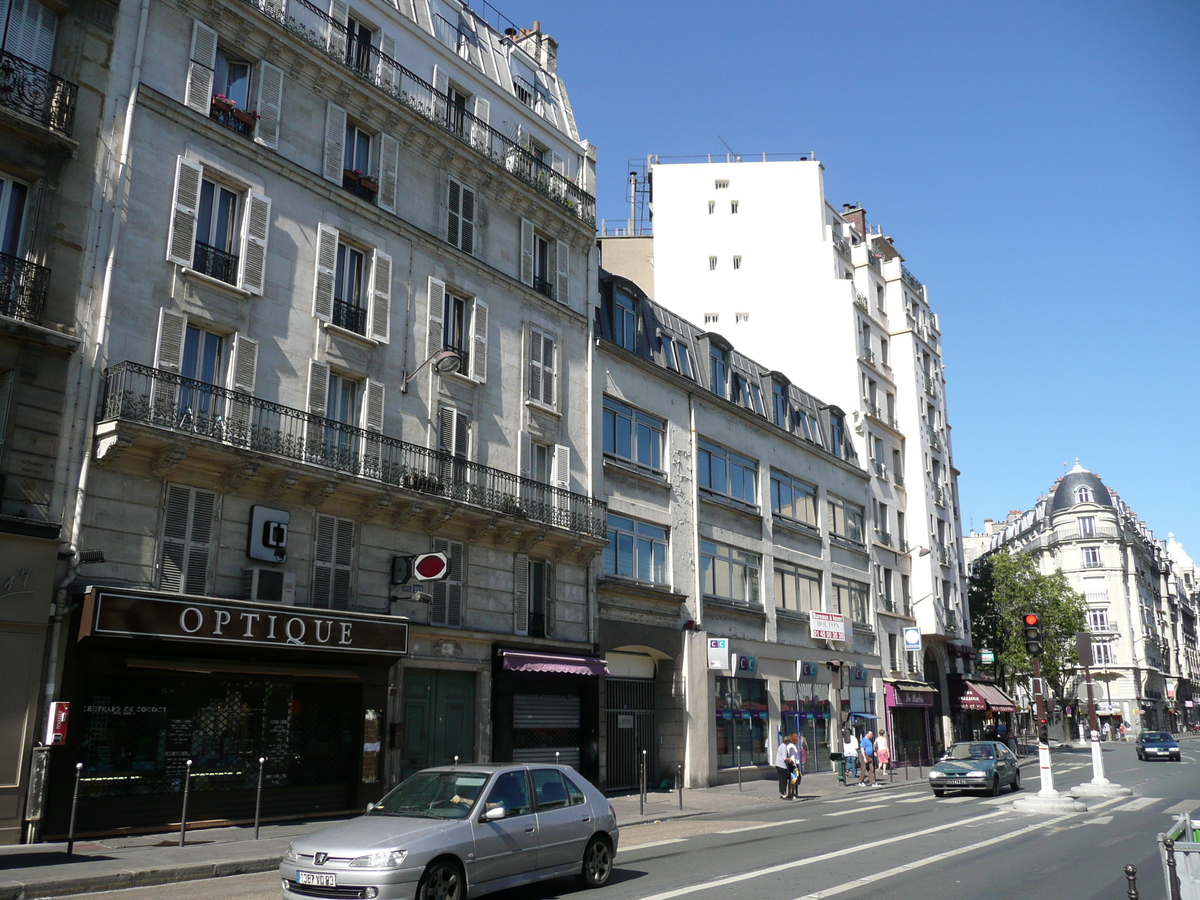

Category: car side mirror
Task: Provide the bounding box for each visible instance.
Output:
[366,802,376,812]
[484,806,507,821]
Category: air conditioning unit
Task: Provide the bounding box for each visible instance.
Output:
[243,567,296,604]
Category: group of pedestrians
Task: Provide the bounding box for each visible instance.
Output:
[774,732,808,800]
[842,729,889,788]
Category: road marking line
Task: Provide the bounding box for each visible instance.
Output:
[1084,816,1114,825]
[1112,797,1160,812]
[716,818,806,834]
[940,796,976,803]
[1164,801,1197,815]
[825,804,888,816]
[1085,796,1129,812]
[792,814,1074,899]
[979,795,1016,806]
[897,796,934,803]
[622,838,689,850]
[629,810,1008,900]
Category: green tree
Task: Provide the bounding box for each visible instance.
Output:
[968,552,1087,698]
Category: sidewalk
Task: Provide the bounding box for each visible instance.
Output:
[0,763,988,900]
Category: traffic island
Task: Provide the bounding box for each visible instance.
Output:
[1012,794,1088,813]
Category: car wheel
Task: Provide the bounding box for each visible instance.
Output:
[1011,769,1022,793]
[932,788,945,797]
[989,775,1001,797]
[417,859,464,900]
[577,835,614,889]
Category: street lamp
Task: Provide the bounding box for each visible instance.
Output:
[905,546,932,557]
[401,348,463,393]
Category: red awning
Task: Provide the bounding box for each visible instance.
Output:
[975,683,1017,713]
[955,681,989,711]
[500,651,610,677]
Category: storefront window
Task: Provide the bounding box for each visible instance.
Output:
[780,680,831,773]
[715,676,768,768]
[843,686,877,736]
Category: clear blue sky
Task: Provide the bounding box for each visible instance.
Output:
[496,0,1200,553]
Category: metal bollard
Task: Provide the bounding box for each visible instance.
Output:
[1124,863,1139,900]
[179,759,193,847]
[555,751,560,767]
[736,746,742,791]
[638,751,645,816]
[454,755,459,767]
[67,762,83,856]
[1165,838,1183,900]
[254,757,266,840]
[677,764,682,810]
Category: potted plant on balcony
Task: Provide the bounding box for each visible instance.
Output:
[211,93,236,113]
[343,167,363,183]
[358,174,379,195]
[231,107,260,127]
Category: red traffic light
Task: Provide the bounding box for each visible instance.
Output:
[1023,613,1041,627]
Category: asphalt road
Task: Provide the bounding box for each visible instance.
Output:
[72,741,1197,900]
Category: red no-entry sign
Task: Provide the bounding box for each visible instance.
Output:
[391,552,450,585]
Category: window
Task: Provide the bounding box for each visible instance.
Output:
[425,277,487,381]
[829,411,847,459]
[177,323,224,424]
[332,242,368,334]
[709,345,729,398]
[701,540,760,605]
[880,338,889,366]
[446,178,476,253]
[708,256,717,272]
[345,14,374,75]
[1078,516,1096,538]
[604,514,667,584]
[715,676,768,767]
[531,768,581,811]
[602,398,664,471]
[733,255,742,270]
[324,371,359,461]
[430,537,463,626]
[775,562,820,613]
[515,554,554,638]
[611,288,638,351]
[166,157,271,295]
[521,218,568,303]
[698,438,757,505]
[733,373,764,415]
[2,0,56,70]
[832,577,869,621]
[878,566,894,611]
[1076,486,1093,504]
[674,340,694,379]
[731,200,739,214]
[735,312,749,323]
[342,120,373,191]
[770,471,818,529]
[527,326,556,407]
[312,513,355,609]
[159,483,215,595]
[828,496,865,545]
[209,46,254,135]
[187,21,284,150]
[1093,641,1116,665]
[1088,608,1111,632]
[795,409,822,444]
[1082,546,1102,568]
[437,405,470,484]
[0,175,28,261]
[772,382,790,429]
[484,771,532,817]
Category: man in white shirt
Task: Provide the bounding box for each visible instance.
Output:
[843,731,859,782]
[775,734,797,799]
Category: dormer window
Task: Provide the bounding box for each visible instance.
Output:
[1076,486,1094,504]
[710,345,729,399]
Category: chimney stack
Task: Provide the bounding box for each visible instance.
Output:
[842,204,866,237]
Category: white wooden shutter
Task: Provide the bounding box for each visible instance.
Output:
[446,179,461,249]
[431,537,463,627]
[438,406,456,454]
[520,218,534,286]
[518,431,531,480]
[459,185,475,254]
[377,133,399,213]
[540,331,555,406]
[361,378,384,474]
[327,0,349,59]
[166,156,203,267]
[312,224,338,322]
[185,20,217,113]
[331,517,354,610]
[306,359,330,416]
[470,298,488,382]
[0,371,14,458]
[513,553,529,635]
[527,328,542,402]
[470,96,490,148]
[432,64,448,97]
[379,33,398,92]
[159,484,215,595]
[552,444,570,490]
[239,191,271,295]
[313,514,354,610]
[254,61,284,149]
[425,276,445,359]
[369,250,392,343]
[5,0,56,70]
[323,102,348,184]
[226,333,258,442]
[152,307,187,414]
[555,239,570,305]
[543,560,555,638]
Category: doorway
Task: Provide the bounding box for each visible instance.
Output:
[400,669,475,780]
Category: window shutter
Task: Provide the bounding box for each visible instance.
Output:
[519,218,534,286]
[541,332,555,405]
[432,64,448,98]
[430,536,449,625]
[513,553,529,636]
[527,328,542,401]
[306,359,330,416]
[166,156,203,267]
[553,444,570,490]
[470,298,488,382]
[438,406,457,455]
[551,151,566,176]
[226,333,258,442]
[332,517,354,610]
[470,96,490,148]
[159,484,215,595]
[425,276,445,359]
[327,0,349,58]
[543,560,555,638]
[379,33,398,92]
[0,371,14,458]
[361,378,384,475]
[239,191,271,295]
[185,20,217,114]
[555,240,570,305]
[312,513,335,608]
[446,179,461,249]
[459,186,475,254]
[518,431,531,480]
[254,61,284,149]
[154,307,188,373]
[369,250,392,343]
[5,0,56,70]
[312,224,338,322]
[431,537,463,627]
[323,102,348,184]
[454,409,469,461]
[377,133,400,213]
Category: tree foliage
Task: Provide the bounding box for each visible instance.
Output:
[968,552,1087,697]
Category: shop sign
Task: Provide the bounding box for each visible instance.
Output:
[811,611,846,642]
[80,588,409,656]
[980,650,995,665]
[903,627,921,651]
[734,654,757,674]
[797,660,818,680]
[707,638,729,670]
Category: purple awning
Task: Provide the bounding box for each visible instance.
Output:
[501,650,610,677]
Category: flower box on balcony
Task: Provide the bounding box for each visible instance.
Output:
[231,108,259,126]
[343,168,362,182]
[211,95,235,113]
[358,176,379,194]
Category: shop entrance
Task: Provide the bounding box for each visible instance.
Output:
[400,669,476,780]
[605,678,656,790]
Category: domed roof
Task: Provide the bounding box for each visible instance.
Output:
[1051,462,1113,512]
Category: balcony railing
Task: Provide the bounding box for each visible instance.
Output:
[1054,525,1121,542]
[235,0,595,224]
[945,607,958,630]
[332,298,368,335]
[898,537,909,552]
[867,251,882,273]
[533,275,554,300]
[926,426,942,451]
[933,484,947,507]
[433,13,481,68]
[99,361,607,539]
[936,544,951,565]
[192,241,239,285]
[902,265,922,294]
[0,251,50,325]
[0,49,77,137]
[852,288,868,311]
[209,103,255,138]
[876,529,892,547]
[832,233,851,259]
[924,373,937,396]
[342,172,379,203]
[859,346,875,365]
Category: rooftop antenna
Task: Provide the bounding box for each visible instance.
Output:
[717,135,740,162]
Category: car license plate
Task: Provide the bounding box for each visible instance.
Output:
[298,872,337,887]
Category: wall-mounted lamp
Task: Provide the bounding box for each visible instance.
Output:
[906,546,932,557]
[401,348,463,393]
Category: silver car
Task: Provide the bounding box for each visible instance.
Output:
[280,764,618,900]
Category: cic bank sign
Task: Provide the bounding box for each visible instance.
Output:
[79,587,409,656]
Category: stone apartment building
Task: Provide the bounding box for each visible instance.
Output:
[32,0,609,837]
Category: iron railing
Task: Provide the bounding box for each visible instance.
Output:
[99,361,607,539]
[933,484,947,507]
[209,104,255,138]
[924,373,938,396]
[876,529,892,547]
[936,544,951,565]
[832,233,851,258]
[533,275,554,299]
[192,241,239,285]
[926,426,942,451]
[332,298,368,335]
[433,14,480,68]
[945,607,958,630]
[867,251,882,273]
[341,173,378,202]
[852,288,868,311]
[234,0,595,224]
[859,346,875,365]
[0,251,50,325]
[902,265,922,294]
[0,50,77,136]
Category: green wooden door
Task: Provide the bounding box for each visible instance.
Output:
[400,669,476,780]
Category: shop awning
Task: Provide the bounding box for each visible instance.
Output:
[975,683,1017,713]
[954,681,989,711]
[500,650,610,677]
[889,680,935,693]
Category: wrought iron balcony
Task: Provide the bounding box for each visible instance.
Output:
[209,103,256,138]
[98,361,607,539]
[235,0,595,224]
[902,265,923,294]
[876,529,892,547]
[0,251,50,325]
[852,288,868,311]
[933,484,947,507]
[867,251,882,273]
[192,241,239,285]
[0,50,77,137]
[533,275,554,300]
[332,298,368,335]
[926,426,942,451]
[832,233,851,259]
[936,544,951,565]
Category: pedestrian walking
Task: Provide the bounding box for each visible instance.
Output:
[1118,722,1127,741]
[843,731,859,782]
[875,730,890,774]
[786,733,802,797]
[1102,721,1111,741]
[775,733,798,800]
[858,730,879,787]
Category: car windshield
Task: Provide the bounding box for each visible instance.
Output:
[371,771,491,820]
[1142,732,1172,742]
[946,743,994,761]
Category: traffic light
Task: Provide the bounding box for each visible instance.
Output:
[1023,613,1044,657]
[1038,716,1049,745]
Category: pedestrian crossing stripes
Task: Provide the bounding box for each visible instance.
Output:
[1112,797,1161,812]
[717,818,806,834]
[824,804,888,817]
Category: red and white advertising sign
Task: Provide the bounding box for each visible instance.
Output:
[810,611,847,642]
[45,702,70,745]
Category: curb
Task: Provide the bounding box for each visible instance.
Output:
[0,856,282,900]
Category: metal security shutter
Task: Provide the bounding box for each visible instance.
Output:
[512,694,580,768]
[605,678,656,790]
